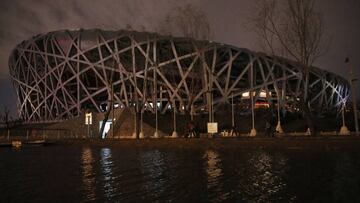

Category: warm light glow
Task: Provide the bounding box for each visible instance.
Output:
[81,148,96,201]
[259,91,267,98]
[242,91,250,98]
[204,150,223,190]
[85,112,92,125]
[255,102,270,108]
[242,90,267,98]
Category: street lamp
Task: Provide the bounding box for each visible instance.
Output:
[346,57,359,135]
[275,87,284,134]
[230,92,238,137]
[172,102,178,138]
[249,90,257,137]
[131,86,137,139]
[249,62,256,137]
[153,65,160,138]
[139,108,145,138]
[339,101,350,135]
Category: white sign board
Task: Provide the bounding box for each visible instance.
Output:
[85,112,92,125]
[207,122,218,133]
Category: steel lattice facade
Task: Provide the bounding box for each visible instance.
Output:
[9,29,349,123]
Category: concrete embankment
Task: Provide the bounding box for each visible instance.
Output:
[54,137,360,151]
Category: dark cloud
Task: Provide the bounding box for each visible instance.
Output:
[0,0,359,117]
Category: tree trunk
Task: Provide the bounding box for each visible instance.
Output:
[300,98,316,136]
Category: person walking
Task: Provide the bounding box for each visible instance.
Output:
[186,121,196,138]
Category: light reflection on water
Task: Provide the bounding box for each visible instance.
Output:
[1,146,360,202]
[239,151,295,202]
[204,150,223,188]
[81,147,96,201]
[139,150,166,200]
[100,148,117,200]
[203,150,227,202]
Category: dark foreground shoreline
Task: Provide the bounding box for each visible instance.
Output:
[52,136,360,151]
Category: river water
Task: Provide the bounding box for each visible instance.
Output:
[1,145,360,202]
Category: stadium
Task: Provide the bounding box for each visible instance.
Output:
[8,29,350,137]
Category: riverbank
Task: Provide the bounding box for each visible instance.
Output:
[2,136,360,150]
[49,136,360,151]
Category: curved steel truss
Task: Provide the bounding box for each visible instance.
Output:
[9,29,349,122]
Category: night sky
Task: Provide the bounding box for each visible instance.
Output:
[0,0,359,118]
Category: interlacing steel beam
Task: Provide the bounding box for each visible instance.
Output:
[8,29,349,123]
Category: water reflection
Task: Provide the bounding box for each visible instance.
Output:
[203,150,227,202]
[204,150,222,188]
[100,148,116,199]
[139,150,166,199]
[81,147,96,201]
[3,146,360,202]
[332,153,360,202]
[240,151,292,202]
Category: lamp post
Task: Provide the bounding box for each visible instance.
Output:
[230,92,236,136]
[154,64,160,138]
[249,63,256,137]
[131,86,137,139]
[249,90,257,137]
[209,72,213,123]
[275,88,284,134]
[231,92,235,128]
[212,92,214,123]
[208,89,212,123]
[339,102,350,135]
[139,109,145,138]
[190,104,194,121]
[112,84,114,138]
[346,57,359,135]
[172,102,178,138]
[207,70,215,138]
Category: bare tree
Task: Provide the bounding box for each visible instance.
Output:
[0,106,11,140]
[251,0,326,135]
[158,4,211,40]
[125,23,133,31]
[1,106,11,130]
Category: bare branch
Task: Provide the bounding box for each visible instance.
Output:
[250,0,329,135]
[251,0,326,68]
[1,106,11,129]
[157,4,211,40]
